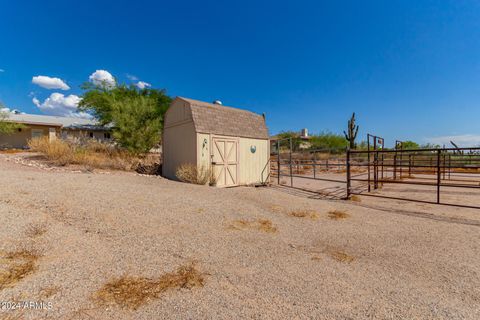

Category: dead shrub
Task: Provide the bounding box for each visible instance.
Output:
[327,210,350,220]
[289,210,318,220]
[27,137,145,171]
[175,164,216,185]
[94,263,205,310]
[0,149,24,154]
[0,250,39,290]
[25,224,47,238]
[328,250,355,263]
[349,195,361,202]
[229,219,277,233]
[39,286,60,299]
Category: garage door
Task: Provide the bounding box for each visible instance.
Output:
[212,138,238,187]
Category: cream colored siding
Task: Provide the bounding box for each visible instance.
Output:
[163,122,196,179]
[162,100,197,180]
[196,133,211,169]
[0,125,60,149]
[166,99,192,124]
[238,138,269,185]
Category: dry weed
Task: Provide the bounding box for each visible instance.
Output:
[289,210,318,220]
[349,195,361,202]
[39,286,60,299]
[0,250,39,290]
[0,149,24,154]
[27,137,140,171]
[25,224,47,238]
[328,250,355,263]
[176,164,216,185]
[327,210,350,220]
[94,263,205,310]
[229,219,277,233]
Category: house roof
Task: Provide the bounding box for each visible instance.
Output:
[177,97,269,140]
[6,113,102,129]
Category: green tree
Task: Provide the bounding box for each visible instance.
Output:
[398,140,420,150]
[309,132,348,150]
[78,83,171,154]
[0,103,23,134]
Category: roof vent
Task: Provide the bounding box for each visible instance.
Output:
[213,100,222,105]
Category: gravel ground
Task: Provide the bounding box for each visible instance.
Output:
[0,153,479,319]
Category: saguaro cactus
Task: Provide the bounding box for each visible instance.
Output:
[343,113,359,149]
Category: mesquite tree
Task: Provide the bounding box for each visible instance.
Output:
[343,112,359,149]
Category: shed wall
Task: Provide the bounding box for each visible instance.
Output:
[197,133,211,169]
[238,137,270,185]
[163,100,197,180]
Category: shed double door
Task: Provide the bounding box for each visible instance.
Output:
[211,137,238,187]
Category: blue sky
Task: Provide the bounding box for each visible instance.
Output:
[1,0,480,147]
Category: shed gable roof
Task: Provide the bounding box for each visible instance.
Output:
[177,97,269,140]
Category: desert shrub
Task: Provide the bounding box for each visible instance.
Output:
[27,137,151,171]
[28,137,74,165]
[175,164,216,185]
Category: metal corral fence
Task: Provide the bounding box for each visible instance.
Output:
[346,147,480,208]
[270,137,480,209]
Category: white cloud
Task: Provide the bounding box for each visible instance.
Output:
[425,134,480,147]
[126,74,138,81]
[1,107,23,114]
[89,70,115,88]
[32,93,90,118]
[32,75,70,90]
[136,81,151,89]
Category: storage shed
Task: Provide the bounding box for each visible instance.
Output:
[163,97,270,187]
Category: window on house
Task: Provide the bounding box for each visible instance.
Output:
[104,132,111,139]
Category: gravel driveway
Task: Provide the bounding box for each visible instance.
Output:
[0,154,479,319]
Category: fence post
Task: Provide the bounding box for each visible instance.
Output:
[289,138,293,187]
[448,154,451,180]
[313,151,316,179]
[408,154,411,177]
[393,155,397,180]
[437,149,441,204]
[367,141,371,192]
[346,148,351,199]
[277,140,280,185]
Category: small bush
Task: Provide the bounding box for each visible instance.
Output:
[175,164,216,185]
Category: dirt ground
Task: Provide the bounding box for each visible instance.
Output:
[0,153,479,319]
